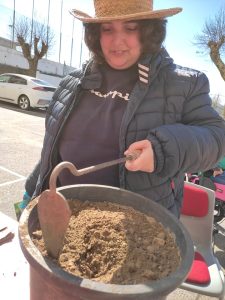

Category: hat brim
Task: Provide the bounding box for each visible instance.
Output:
[70,7,182,23]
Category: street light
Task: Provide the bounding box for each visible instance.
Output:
[46,0,51,59]
[12,0,15,48]
[30,0,35,46]
[8,24,13,48]
[59,0,63,63]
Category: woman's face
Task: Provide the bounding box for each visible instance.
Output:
[100,20,142,70]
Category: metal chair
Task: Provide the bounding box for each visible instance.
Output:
[180,181,225,299]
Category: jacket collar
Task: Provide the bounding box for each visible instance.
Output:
[81,60,102,89]
[137,48,174,86]
[80,48,173,89]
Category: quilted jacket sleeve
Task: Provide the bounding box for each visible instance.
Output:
[147,72,225,177]
[25,160,41,197]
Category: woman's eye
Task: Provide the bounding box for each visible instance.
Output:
[101,27,112,32]
[126,26,138,31]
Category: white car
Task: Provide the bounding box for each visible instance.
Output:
[0,73,57,110]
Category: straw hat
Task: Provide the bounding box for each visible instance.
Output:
[71,0,182,23]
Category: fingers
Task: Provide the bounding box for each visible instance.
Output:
[125,155,142,171]
[124,140,154,172]
[124,140,150,154]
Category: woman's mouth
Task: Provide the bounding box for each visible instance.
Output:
[111,50,127,56]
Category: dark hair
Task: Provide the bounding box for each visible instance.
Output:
[84,19,167,63]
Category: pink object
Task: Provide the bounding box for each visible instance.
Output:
[215,183,225,202]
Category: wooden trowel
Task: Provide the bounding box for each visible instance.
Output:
[37,153,140,259]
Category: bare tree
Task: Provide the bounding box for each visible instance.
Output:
[211,94,225,119]
[212,94,221,109]
[14,16,54,77]
[194,7,225,81]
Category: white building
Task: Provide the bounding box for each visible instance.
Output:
[0,37,76,86]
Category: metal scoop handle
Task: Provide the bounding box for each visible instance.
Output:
[49,152,140,192]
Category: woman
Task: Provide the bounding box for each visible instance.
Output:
[22,0,225,218]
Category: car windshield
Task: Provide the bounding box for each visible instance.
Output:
[31,78,54,86]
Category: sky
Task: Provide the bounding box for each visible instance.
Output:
[0,0,225,103]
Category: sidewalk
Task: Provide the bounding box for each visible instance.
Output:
[168,288,220,299]
[167,220,225,299]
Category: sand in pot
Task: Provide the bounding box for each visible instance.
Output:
[32,200,181,284]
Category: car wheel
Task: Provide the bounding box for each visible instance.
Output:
[18,95,30,110]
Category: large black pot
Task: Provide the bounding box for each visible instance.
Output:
[19,184,194,300]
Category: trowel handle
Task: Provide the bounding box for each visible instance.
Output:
[49,151,140,192]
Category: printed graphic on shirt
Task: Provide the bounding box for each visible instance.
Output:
[90,89,130,101]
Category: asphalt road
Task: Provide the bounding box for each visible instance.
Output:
[0,102,45,219]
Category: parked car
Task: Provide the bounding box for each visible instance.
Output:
[0,73,57,110]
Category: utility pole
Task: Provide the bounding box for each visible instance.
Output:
[70,18,75,66]
[59,0,63,63]
[12,0,15,48]
[30,0,35,46]
[79,25,84,68]
[46,0,51,59]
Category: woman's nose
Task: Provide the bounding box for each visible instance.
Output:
[112,32,125,46]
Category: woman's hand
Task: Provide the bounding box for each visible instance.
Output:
[124,140,154,172]
[213,168,223,177]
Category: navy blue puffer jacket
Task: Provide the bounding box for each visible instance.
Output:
[25,49,225,213]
